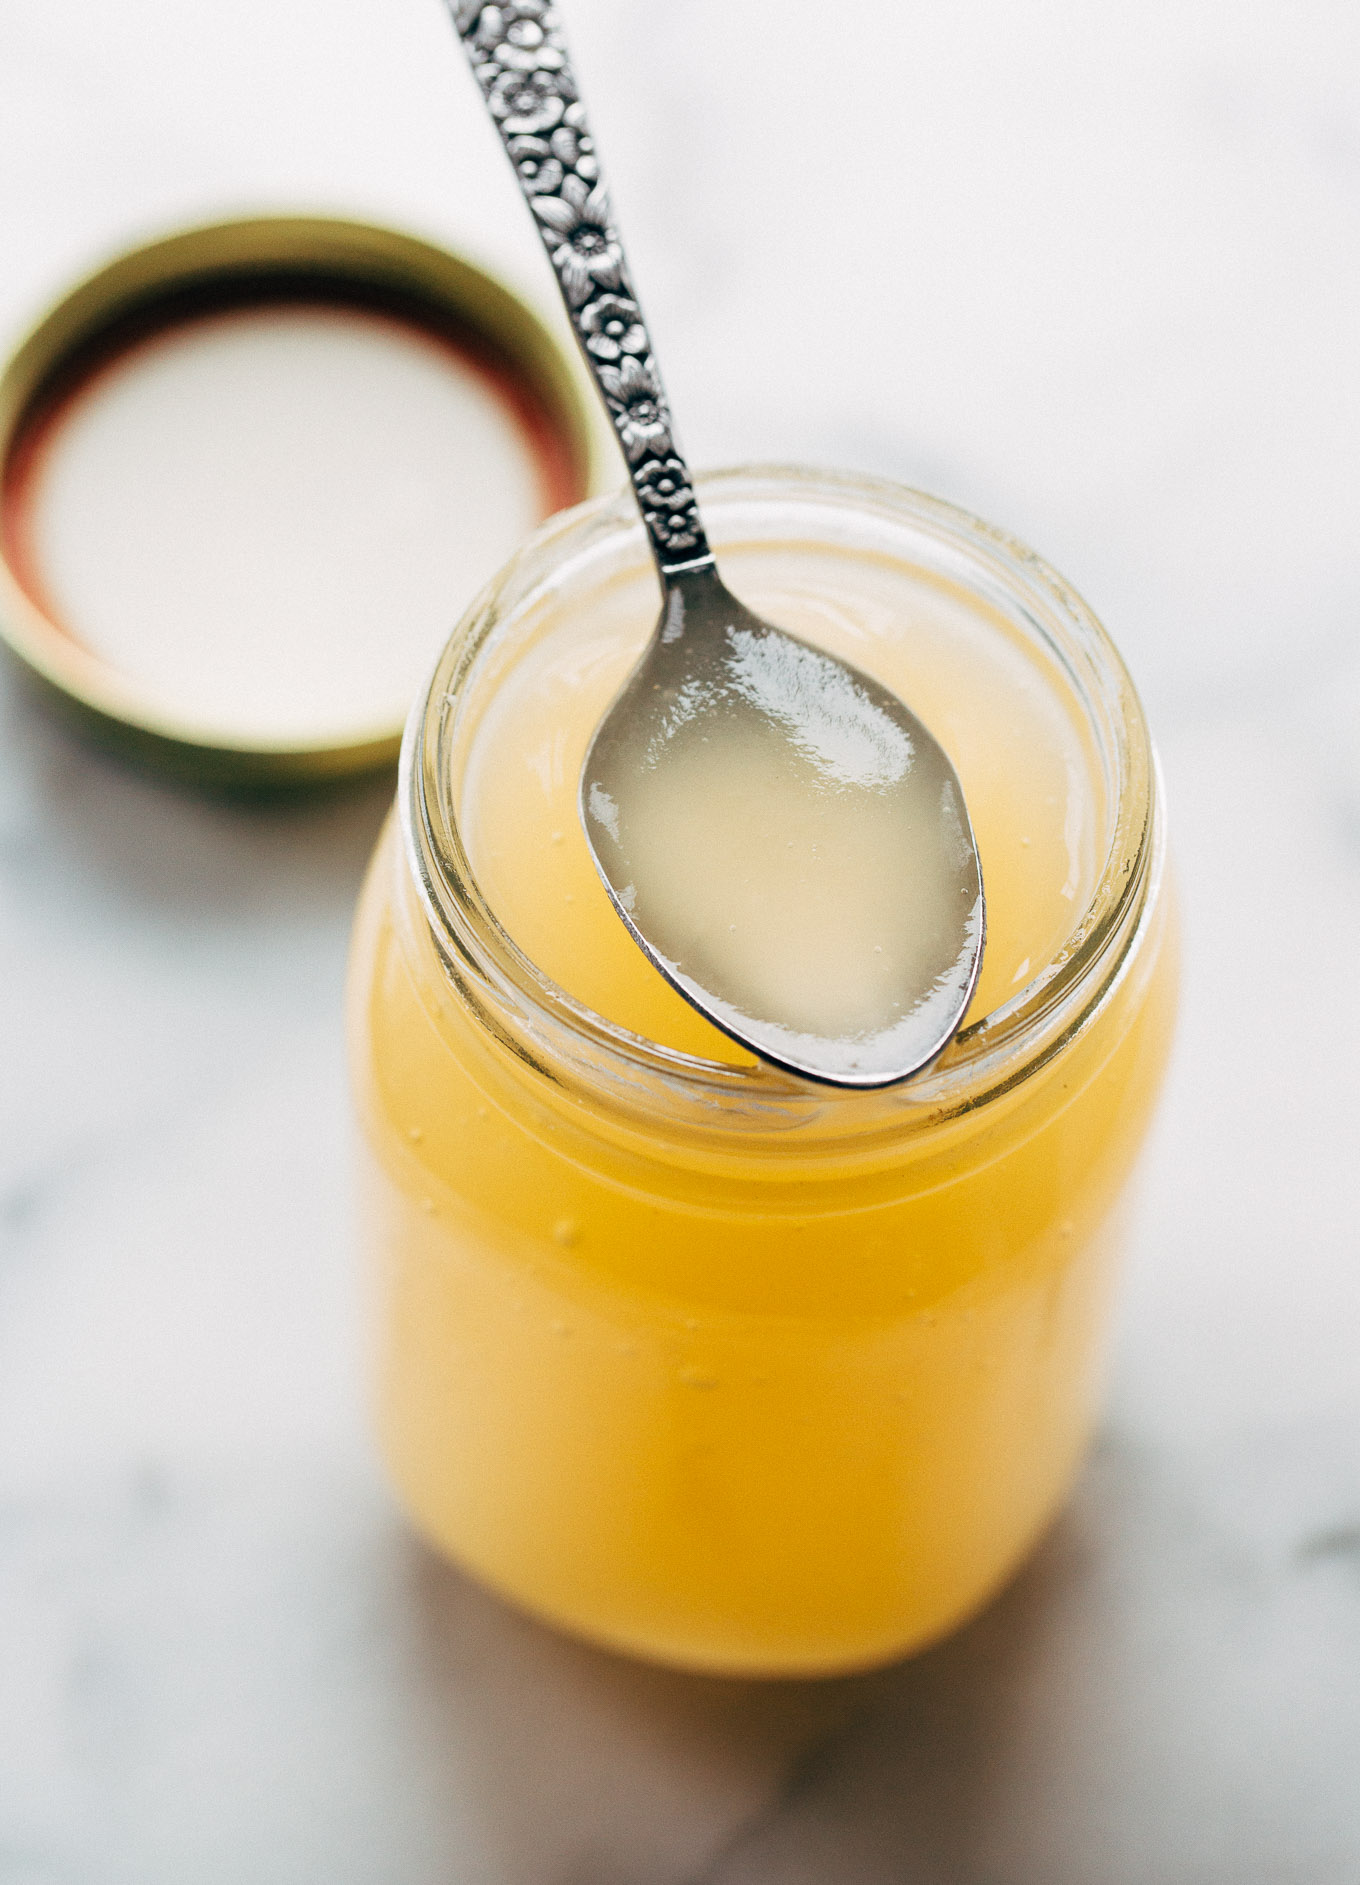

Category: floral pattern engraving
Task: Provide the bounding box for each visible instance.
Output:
[597,356,671,461]
[577,292,646,362]
[507,135,563,198]
[450,0,711,569]
[635,455,703,557]
[531,175,624,304]
[488,64,571,136]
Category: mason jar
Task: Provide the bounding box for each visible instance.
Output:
[347,466,1177,1676]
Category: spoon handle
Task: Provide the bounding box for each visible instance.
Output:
[448,1,713,577]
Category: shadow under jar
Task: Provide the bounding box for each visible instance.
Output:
[347,465,1178,1677]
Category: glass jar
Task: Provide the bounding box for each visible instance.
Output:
[347,466,1177,1676]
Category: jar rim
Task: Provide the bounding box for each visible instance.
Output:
[401,464,1162,1147]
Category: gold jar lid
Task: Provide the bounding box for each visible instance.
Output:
[0,216,612,789]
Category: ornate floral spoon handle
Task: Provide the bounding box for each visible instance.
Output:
[448,0,713,575]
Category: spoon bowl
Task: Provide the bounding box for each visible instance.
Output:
[581,561,984,1086]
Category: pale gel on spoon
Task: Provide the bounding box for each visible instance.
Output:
[451,0,984,1085]
[582,567,983,1084]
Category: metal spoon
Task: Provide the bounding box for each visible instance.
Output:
[450,1,984,1087]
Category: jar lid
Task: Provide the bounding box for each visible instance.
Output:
[0,216,612,789]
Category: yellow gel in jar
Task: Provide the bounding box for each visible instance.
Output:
[348,468,1178,1675]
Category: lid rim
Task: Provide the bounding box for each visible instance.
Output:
[0,214,603,787]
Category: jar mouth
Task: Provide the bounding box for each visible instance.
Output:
[402,465,1161,1143]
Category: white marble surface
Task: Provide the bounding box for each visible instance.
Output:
[2,1,1360,1878]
